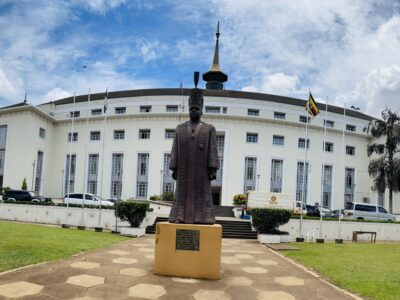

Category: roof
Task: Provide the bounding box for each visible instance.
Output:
[46,88,374,121]
[0,101,29,110]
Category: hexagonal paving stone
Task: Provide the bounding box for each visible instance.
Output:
[66,274,105,288]
[257,291,295,300]
[256,260,278,266]
[235,254,254,259]
[120,267,148,277]
[242,267,268,274]
[275,276,305,286]
[129,283,166,299]
[193,289,231,300]
[72,297,98,300]
[145,254,154,259]
[70,261,101,269]
[0,281,43,298]
[112,257,138,264]
[171,277,199,283]
[221,256,242,264]
[137,248,154,253]
[108,250,130,255]
[131,243,148,247]
[226,276,253,286]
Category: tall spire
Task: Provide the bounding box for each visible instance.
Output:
[203,21,228,90]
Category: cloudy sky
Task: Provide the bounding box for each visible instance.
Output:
[0,0,399,117]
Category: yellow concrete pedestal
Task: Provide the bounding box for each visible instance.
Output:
[154,222,222,280]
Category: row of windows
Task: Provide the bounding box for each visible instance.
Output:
[245,133,356,155]
[69,129,176,142]
[68,106,358,132]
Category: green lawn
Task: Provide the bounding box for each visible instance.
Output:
[283,242,400,300]
[0,221,129,272]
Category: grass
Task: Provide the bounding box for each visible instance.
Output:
[0,221,129,273]
[283,242,400,300]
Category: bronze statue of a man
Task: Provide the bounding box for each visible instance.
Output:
[168,72,219,224]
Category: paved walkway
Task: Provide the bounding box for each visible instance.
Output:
[0,236,359,300]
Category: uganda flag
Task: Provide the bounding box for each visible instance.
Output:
[306,92,319,117]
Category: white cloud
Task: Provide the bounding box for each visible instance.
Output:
[242,72,302,95]
[43,88,72,102]
[0,68,22,99]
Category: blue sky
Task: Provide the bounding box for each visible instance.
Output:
[1,0,400,117]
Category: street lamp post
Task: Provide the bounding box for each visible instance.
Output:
[61,169,64,198]
[160,170,164,196]
[256,174,260,191]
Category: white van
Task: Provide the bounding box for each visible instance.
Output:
[344,202,395,222]
[247,191,306,214]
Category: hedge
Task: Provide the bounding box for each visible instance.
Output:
[115,200,152,227]
[251,208,291,234]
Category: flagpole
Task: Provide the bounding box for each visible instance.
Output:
[299,114,310,239]
[97,88,108,230]
[319,97,328,240]
[64,91,76,228]
[336,103,346,243]
[179,81,184,122]
[80,89,90,229]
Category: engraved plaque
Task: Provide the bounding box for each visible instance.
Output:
[176,229,200,251]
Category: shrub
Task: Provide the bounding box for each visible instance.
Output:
[149,195,161,201]
[250,208,291,234]
[21,178,28,190]
[233,194,247,206]
[115,200,151,227]
[162,191,175,201]
[0,186,11,195]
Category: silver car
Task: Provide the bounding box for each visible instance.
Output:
[344,202,396,222]
[64,193,114,207]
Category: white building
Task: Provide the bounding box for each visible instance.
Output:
[0,28,398,213]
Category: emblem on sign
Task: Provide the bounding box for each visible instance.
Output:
[269,195,277,204]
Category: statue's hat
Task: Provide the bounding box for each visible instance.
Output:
[188,71,204,109]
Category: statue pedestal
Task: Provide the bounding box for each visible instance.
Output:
[153,222,222,280]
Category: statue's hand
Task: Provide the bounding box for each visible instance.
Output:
[172,170,177,180]
[209,168,217,180]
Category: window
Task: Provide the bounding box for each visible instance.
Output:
[110,153,123,199]
[213,135,225,184]
[39,127,45,139]
[87,154,99,194]
[140,105,152,113]
[136,153,149,199]
[324,142,334,152]
[115,107,126,114]
[274,112,286,119]
[0,125,7,148]
[222,107,227,114]
[68,132,78,142]
[113,130,125,140]
[90,131,101,141]
[321,165,333,208]
[346,124,356,132]
[243,157,257,193]
[205,106,221,114]
[162,153,175,193]
[273,135,285,146]
[355,204,376,212]
[346,146,355,155]
[91,109,102,116]
[378,206,387,213]
[70,111,80,118]
[248,109,259,116]
[296,161,309,203]
[34,151,44,193]
[64,154,76,194]
[0,150,5,174]
[165,129,175,139]
[166,105,178,112]
[246,133,258,143]
[299,115,310,123]
[344,167,355,203]
[139,129,151,139]
[270,159,283,193]
[324,120,334,128]
[298,138,310,149]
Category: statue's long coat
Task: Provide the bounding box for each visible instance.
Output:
[168,121,219,224]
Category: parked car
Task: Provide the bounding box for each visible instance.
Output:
[2,190,50,203]
[306,205,333,218]
[343,202,396,222]
[64,193,114,207]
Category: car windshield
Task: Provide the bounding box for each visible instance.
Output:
[94,195,107,202]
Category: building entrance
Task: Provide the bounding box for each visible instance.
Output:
[212,187,221,205]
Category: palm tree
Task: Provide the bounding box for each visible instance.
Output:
[366,108,400,213]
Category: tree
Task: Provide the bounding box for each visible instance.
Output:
[366,108,400,213]
[21,178,28,190]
